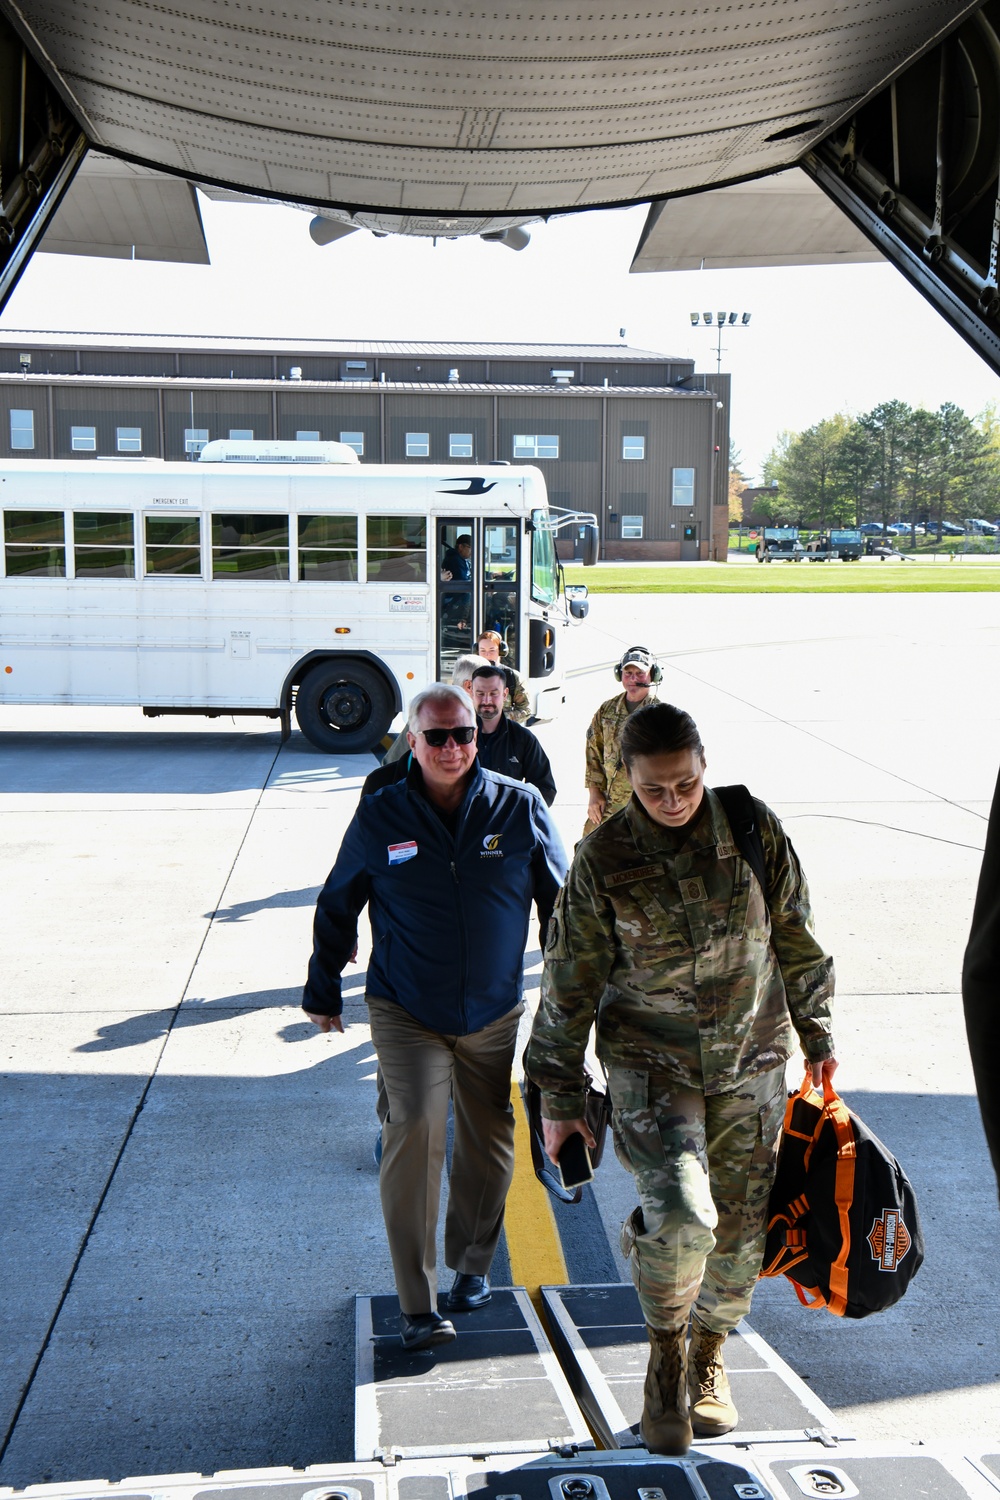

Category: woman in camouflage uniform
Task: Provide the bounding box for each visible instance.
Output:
[526,701,837,1456]
[477,630,531,723]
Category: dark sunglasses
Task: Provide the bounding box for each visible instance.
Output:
[417,725,476,748]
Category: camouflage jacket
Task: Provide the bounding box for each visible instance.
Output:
[525,789,835,1116]
[584,689,658,820]
[504,666,531,723]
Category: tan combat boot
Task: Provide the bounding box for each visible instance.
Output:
[639,1325,692,1456]
[687,1320,738,1436]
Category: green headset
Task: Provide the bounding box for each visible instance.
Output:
[614,647,662,685]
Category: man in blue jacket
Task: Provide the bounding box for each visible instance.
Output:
[303,683,568,1351]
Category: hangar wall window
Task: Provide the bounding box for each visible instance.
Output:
[340,431,364,455]
[513,434,559,459]
[117,427,142,453]
[10,409,34,450]
[621,515,644,539]
[672,467,695,507]
[623,436,645,461]
[297,430,320,442]
[449,433,474,458]
[229,429,253,441]
[71,426,97,452]
[185,428,209,455]
[406,433,430,457]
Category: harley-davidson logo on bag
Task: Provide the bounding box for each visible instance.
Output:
[867,1208,912,1271]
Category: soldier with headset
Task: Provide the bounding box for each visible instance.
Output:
[583,645,661,835]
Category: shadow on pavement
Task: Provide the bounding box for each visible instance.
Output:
[0,1044,381,1486]
[0,731,283,795]
[75,979,369,1052]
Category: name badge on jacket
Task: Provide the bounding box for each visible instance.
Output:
[388,841,418,865]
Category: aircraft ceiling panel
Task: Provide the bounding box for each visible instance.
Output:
[1,0,981,230]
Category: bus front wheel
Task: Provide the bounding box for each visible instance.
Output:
[295,661,395,754]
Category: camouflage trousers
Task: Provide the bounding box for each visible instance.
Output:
[610,1064,785,1336]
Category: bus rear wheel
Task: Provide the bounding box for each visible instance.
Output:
[295,661,395,754]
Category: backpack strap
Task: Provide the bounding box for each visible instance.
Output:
[713,783,768,902]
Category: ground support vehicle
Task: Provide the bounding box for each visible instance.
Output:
[0,441,598,753]
[755,527,805,562]
[804,529,864,561]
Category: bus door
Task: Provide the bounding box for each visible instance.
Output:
[436,518,475,680]
[481,519,520,671]
[435,517,522,681]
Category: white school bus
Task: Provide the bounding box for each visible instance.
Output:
[0,441,597,752]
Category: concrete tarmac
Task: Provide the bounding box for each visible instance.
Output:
[1,591,998,1486]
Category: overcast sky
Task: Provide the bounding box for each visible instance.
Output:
[3,193,997,483]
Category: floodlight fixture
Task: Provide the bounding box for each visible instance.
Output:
[689,308,755,373]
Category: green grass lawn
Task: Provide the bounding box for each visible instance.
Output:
[563,559,1000,593]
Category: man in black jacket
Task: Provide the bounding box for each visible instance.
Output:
[469,663,557,806]
[304,683,567,1351]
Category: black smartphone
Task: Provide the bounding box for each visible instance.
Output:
[557,1132,594,1190]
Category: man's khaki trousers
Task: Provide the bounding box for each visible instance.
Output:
[367,995,522,1316]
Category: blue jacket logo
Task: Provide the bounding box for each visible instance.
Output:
[481,833,503,857]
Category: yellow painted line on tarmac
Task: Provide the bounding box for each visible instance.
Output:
[506,1081,568,1314]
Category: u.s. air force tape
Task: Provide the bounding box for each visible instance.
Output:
[603,863,665,889]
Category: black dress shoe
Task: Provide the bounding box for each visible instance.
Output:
[398,1311,457,1351]
[445,1273,491,1311]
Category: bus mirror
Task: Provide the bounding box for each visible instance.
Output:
[582,525,600,567]
[565,583,589,619]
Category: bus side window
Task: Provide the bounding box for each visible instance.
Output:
[145,515,202,576]
[298,515,359,581]
[74,512,135,578]
[367,515,427,582]
[212,514,289,580]
[4,510,66,577]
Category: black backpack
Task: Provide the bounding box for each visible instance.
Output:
[760,1071,925,1317]
[714,784,925,1317]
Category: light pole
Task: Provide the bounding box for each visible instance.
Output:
[689,311,751,374]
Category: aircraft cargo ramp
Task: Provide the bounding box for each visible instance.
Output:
[3,1284,1000,1500]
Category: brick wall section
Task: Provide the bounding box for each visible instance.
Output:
[601,540,682,561]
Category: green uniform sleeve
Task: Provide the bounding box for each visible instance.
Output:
[505,671,531,723]
[584,707,607,790]
[524,850,617,1118]
[759,802,836,1062]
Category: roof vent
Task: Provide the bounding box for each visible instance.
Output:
[198,440,360,465]
[551,369,575,384]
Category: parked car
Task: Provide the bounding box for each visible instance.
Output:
[937,521,965,535]
[755,527,805,562]
[965,518,998,534]
[893,521,926,534]
[859,522,900,535]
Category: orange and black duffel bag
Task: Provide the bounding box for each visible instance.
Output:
[760,1069,924,1318]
